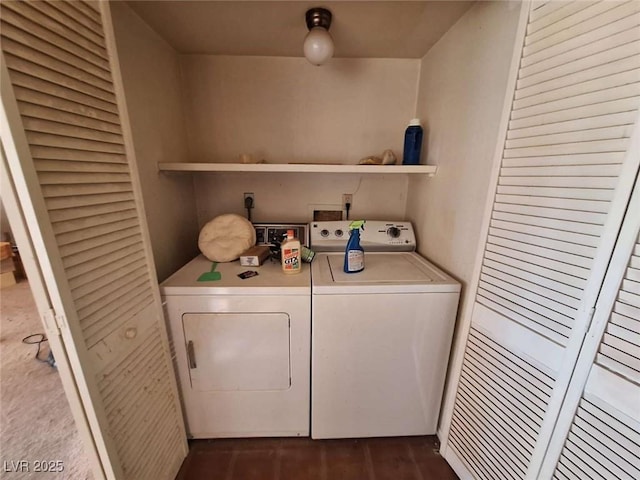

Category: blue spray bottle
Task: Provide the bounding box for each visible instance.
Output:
[344,220,365,273]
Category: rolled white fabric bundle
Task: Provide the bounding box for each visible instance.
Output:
[198,214,256,262]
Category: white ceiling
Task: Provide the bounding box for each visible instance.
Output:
[126,1,475,59]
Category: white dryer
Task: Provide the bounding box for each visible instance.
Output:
[310,221,461,439]
[161,227,310,438]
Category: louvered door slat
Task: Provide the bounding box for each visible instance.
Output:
[48,0,103,36]
[0,2,187,478]
[470,333,555,393]
[493,204,606,227]
[446,2,640,478]
[75,274,148,318]
[490,217,600,248]
[483,265,580,310]
[529,0,567,22]
[1,38,114,95]
[450,329,554,479]
[51,210,138,236]
[508,110,639,141]
[610,312,640,335]
[28,132,125,154]
[477,289,571,342]
[1,23,111,83]
[56,218,140,248]
[518,55,640,105]
[622,277,640,295]
[573,416,640,471]
[527,1,596,34]
[12,79,118,116]
[62,230,140,268]
[485,249,585,288]
[483,256,583,299]
[66,0,102,24]
[619,288,640,308]
[83,295,155,349]
[506,124,635,150]
[567,430,634,479]
[450,418,505,480]
[494,193,610,213]
[504,138,633,157]
[523,11,640,67]
[18,104,121,134]
[77,276,149,321]
[36,160,128,174]
[0,4,110,72]
[487,243,588,285]
[58,225,139,258]
[525,1,635,49]
[66,242,144,280]
[496,185,614,203]
[521,27,640,80]
[559,447,604,479]
[32,146,126,164]
[27,1,105,47]
[480,276,575,327]
[606,323,640,348]
[4,53,118,105]
[68,254,146,295]
[512,83,640,121]
[491,211,603,238]
[510,98,640,131]
[487,233,596,269]
[454,395,530,476]
[499,175,619,189]
[577,406,640,457]
[487,228,596,267]
[1,2,108,60]
[48,200,136,223]
[23,117,123,144]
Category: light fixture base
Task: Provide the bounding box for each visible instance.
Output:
[305,7,332,31]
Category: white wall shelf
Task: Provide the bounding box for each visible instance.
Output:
[158,162,437,176]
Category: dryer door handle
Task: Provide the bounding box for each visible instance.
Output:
[187,340,197,369]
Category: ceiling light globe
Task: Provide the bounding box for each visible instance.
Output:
[303,27,334,66]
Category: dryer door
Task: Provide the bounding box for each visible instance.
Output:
[183,313,291,392]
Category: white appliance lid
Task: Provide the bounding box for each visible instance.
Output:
[312,252,460,294]
[328,253,435,283]
[161,255,310,296]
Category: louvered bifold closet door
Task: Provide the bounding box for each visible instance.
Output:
[542,180,640,480]
[443,1,640,479]
[0,1,187,479]
[554,239,640,480]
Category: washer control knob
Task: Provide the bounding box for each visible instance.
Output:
[387,226,401,238]
[335,229,344,237]
[320,229,330,237]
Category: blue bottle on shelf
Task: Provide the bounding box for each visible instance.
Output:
[402,118,423,165]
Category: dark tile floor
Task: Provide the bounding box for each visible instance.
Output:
[175,436,458,480]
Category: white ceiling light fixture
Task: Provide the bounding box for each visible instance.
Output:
[303,7,334,66]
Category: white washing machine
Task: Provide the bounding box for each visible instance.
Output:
[161,224,310,438]
[310,221,461,439]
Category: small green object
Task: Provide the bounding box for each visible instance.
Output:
[349,220,366,230]
[197,262,222,282]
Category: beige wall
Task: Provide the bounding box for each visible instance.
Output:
[110,3,200,281]
[194,173,408,226]
[181,55,419,164]
[182,55,420,225]
[406,1,521,306]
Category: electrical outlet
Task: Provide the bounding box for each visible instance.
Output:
[342,194,353,210]
[244,192,255,207]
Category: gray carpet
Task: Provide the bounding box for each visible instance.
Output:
[0,280,92,479]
